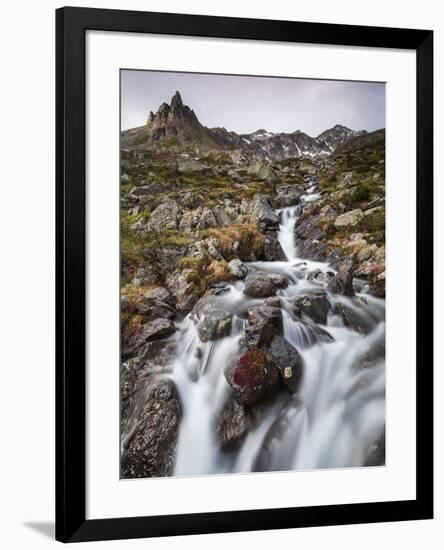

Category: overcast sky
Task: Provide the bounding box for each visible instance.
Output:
[121,70,385,136]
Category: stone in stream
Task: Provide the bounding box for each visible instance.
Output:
[245,305,283,348]
[228,258,248,278]
[121,379,182,478]
[243,274,278,298]
[293,289,330,325]
[192,294,233,342]
[196,310,232,342]
[225,348,280,406]
[275,184,305,208]
[253,394,305,472]
[263,232,287,261]
[327,267,354,296]
[334,302,372,335]
[364,428,385,466]
[269,336,304,392]
[216,396,251,451]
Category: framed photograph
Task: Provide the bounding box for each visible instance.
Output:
[56,6,434,543]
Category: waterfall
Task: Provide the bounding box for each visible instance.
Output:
[170,187,385,476]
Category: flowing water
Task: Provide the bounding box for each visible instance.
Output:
[169,183,385,476]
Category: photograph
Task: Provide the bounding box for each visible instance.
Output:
[119,69,386,479]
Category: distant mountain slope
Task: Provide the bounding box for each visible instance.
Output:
[121,91,378,162]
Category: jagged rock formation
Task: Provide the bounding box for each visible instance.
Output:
[122,91,367,161]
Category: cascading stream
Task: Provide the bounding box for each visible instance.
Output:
[170,185,385,476]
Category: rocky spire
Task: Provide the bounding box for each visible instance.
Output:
[171,90,183,108]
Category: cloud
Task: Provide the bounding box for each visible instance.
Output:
[121,70,385,135]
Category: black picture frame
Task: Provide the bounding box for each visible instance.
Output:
[56,6,434,543]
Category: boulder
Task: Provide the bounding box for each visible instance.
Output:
[293,290,329,325]
[334,302,371,334]
[129,182,165,196]
[242,194,279,230]
[263,233,287,261]
[165,269,199,313]
[327,268,354,296]
[196,309,232,342]
[268,273,289,288]
[245,305,283,348]
[121,379,181,478]
[364,428,385,466]
[275,184,305,207]
[269,336,303,392]
[147,200,179,232]
[243,274,277,298]
[334,208,364,230]
[247,162,278,182]
[225,348,279,406]
[137,318,175,346]
[228,258,248,278]
[216,397,250,451]
[143,286,173,305]
[177,159,206,173]
[253,395,305,472]
[196,207,218,229]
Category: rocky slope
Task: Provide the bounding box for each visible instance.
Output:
[120,91,385,478]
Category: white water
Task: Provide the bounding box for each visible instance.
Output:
[169,184,385,476]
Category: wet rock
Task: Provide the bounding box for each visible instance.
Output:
[245,305,283,348]
[263,232,287,261]
[294,214,330,261]
[357,341,385,369]
[165,269,199,313]
[121,379,182,478]
[225,348,279,406]
[327,268,354,296]
[268,273,289,288]
[137,318,175,345]
[147,200,179,232]
[364,428,385,466]
[228,258,248,278]
[293,290,329,325]
[275,184,305,207]
[196,309,232,342]
[243,274,277,298]
[269,336,303,392]
[253,395,305,472]
[216,396,250,451]
[334,302,372,334]
[334,208,364,230]
[264,296,281,308]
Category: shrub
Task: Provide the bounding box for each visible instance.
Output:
[201,224,265,261]
[351,184,371,203]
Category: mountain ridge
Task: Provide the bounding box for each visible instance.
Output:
[122,91,381,162]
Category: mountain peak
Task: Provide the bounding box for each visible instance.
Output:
[171,90,183,108]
